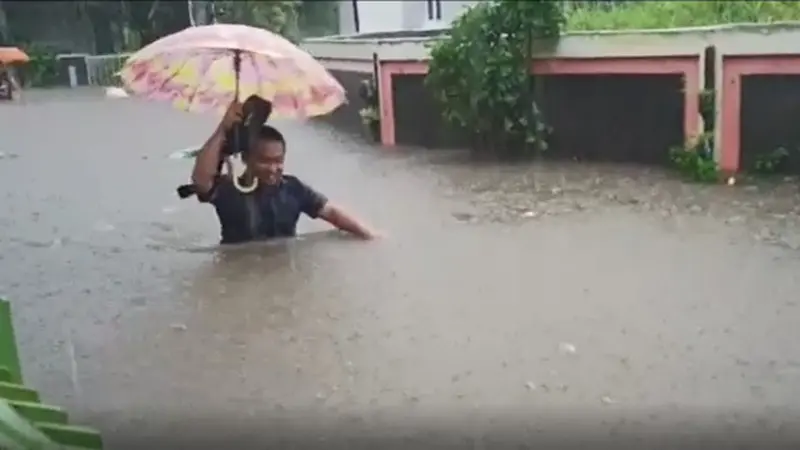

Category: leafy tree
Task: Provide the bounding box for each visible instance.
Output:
[297,1,339,37]
[76,1,125,53]
[426,0,563,157]
[0,1,9,44]
[215,1,300,40]
[1,0,337,56]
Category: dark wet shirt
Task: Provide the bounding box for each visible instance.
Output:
[199,174,328,244]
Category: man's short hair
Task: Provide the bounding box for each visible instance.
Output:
[257,125,285,147]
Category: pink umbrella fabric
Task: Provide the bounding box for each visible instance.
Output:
[119,24,346,118]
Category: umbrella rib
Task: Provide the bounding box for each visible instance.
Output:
[185,51,215,111]
[152,49,223,96]
[152,53,194,95]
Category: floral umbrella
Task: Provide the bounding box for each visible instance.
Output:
[119,24,346,193]
[118,24,346,119]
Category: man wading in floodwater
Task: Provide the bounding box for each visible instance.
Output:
[190,100,377,244]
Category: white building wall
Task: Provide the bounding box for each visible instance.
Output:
[401,2,426,30]
[338,1,357,36]
[338,0,480,35]
[437,1,479,28]
[338,0,404,35]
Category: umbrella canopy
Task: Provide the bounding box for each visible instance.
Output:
[0,47,29,65]
[119,24,346,119]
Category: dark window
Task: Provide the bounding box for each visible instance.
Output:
[427,0,442,20]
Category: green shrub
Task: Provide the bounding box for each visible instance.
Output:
[669,133,720,183]
[19,44,59,88]
[753,147,792,175]
[425,0,562,157]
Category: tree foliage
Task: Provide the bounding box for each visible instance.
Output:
[216,1,300,40]
[425,0,563,156]
[1,0,335,53]
[297,1,339,38]
[214,1,338,41]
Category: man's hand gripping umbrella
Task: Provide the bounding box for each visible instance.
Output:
[176,88,273,199]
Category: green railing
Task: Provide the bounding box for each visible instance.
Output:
[0,299,103,450]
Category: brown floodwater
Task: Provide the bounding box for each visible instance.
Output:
[1,89,800,448]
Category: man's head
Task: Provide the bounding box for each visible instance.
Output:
[245,125,286,186]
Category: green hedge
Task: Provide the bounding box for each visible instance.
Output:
[565,1,800,31]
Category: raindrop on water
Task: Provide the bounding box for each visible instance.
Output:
[558,342,577,355]
[601,395,617,405]
[93,222,115,233]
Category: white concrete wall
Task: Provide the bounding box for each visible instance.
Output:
[401,1,427,30]
[440,1,480,27]
[338,0,405,34]
[338,1,357,36]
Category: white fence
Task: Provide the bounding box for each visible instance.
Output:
[85,53,131,87]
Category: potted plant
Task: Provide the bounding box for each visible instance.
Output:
[359,106,380,142]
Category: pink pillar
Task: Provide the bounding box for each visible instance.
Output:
[720,55,800,174]
[377,61,429,147]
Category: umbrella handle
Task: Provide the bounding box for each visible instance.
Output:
[225,156,258,194]
[233,50,241,101]
[231,49,243,169]
[228,51,259,194]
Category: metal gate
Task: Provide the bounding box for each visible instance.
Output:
[84,53,131,87]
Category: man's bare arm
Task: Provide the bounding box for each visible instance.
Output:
[191,102,241,196]
[318,204,376,240]
[190,126,227,196]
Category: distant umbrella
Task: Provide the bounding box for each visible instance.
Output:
[0,47,29,65]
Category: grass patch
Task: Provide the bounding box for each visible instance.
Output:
[565,1,800,32]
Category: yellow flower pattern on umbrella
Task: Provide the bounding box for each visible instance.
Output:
[118,24,346,119]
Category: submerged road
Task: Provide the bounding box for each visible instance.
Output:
[1,89,800,447]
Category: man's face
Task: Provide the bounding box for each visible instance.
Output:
[247,139,285,185]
